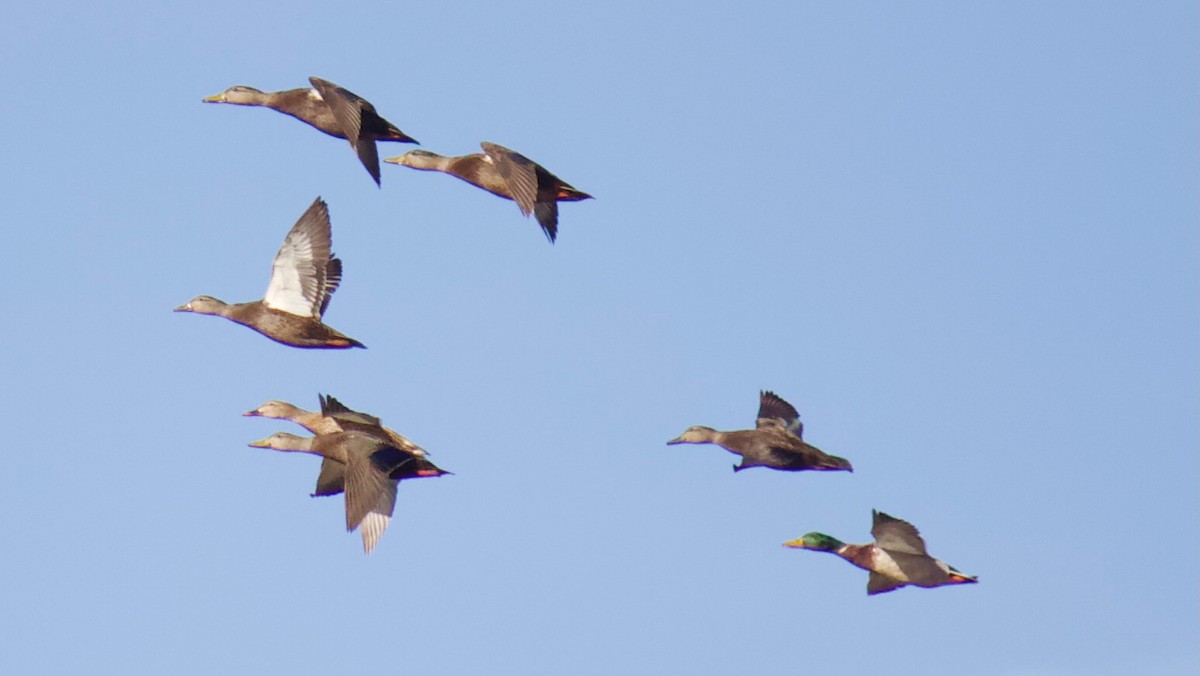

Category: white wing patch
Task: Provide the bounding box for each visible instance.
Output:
[358,480,398,554]
[263,198,332,318]
[358,511,390,555]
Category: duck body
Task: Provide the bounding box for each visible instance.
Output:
[175,297,364,349]
[670,427,852,472]
[204,77,417,185]
[385,142,591,243]
[784,510,978,595]
[667,391,853,472]
[249,430,446,554]
[175,197,364,349]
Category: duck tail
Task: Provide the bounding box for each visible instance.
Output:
[819,454,854,472]
[383,124,418,144]
[556,186,593,202]
[946,569,978,585]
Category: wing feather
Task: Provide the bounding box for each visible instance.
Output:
[309,77,364,145]
[756,390,804,437]
[871,510,930,556]
[263,197,333,317]
[481,142,539,216]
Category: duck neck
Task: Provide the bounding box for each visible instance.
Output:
[271,435,318,454]
[291,410,337,435]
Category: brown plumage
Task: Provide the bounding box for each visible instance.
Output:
[244,394,440,497]
[384,142,592,243]
[203,77,418,185]
[667,390,853,472]
[174,197,364,349]
[249,430,444,554]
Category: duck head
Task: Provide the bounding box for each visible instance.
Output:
[174,295,228,315]
[667,426,718,445]
[244,400,305,419]
[783,532,845,552]
[203,85,267,105]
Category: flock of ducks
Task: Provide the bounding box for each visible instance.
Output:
[176,76,976,593]
[669,390,977,594]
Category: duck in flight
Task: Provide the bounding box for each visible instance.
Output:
[245,394,440,497]
[784,510,978,595]
[385,142,591,243]
[668,390,853,472]
[249,430,447,554]
[174,197,364,349]
[204,76,418,186]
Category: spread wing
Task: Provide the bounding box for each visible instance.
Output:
[310,77,382,185]
[320,394,382,427]
[263,197,337,318]
[871,510,930,556]
[320,394,427,457]
[756,390,804,438]
[481,142,539,217]
[343,447,401,554]
[309,77,364,146]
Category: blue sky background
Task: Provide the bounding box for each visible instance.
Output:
[1,2,1196,674]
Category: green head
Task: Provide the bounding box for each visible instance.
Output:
[783,532,845,552]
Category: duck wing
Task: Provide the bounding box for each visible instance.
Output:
[867,572,907,595]
[761,440,853,471]
[311,458,346,497]
[263,197,339,318]
[320,393,382,427]
[320,394,427,457]
[533,201,559,243]
[871,510,930,556]
[756,390,804,438]
[354,479,397,555]
[481,142,539,217]
[343,445,406,554]
[309,77,382,185]
[309,77,363,145]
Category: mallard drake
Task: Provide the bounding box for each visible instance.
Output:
[667,390,853,472]
[203,77,418,186]
[384,142,592,243]
[174,197,364,349]
[249,430,447,554]
[784,510,978,595]
[245,394,436,497]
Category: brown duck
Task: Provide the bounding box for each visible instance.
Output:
[245,394,440,497]
[249,430,446,554]
[784,510,978,595]
[204,76,418,185]
[174,197,364,349]
[384,142,592,243]
[667,390,853,472]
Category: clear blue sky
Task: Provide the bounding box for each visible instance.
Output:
[1,2,1196,674]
